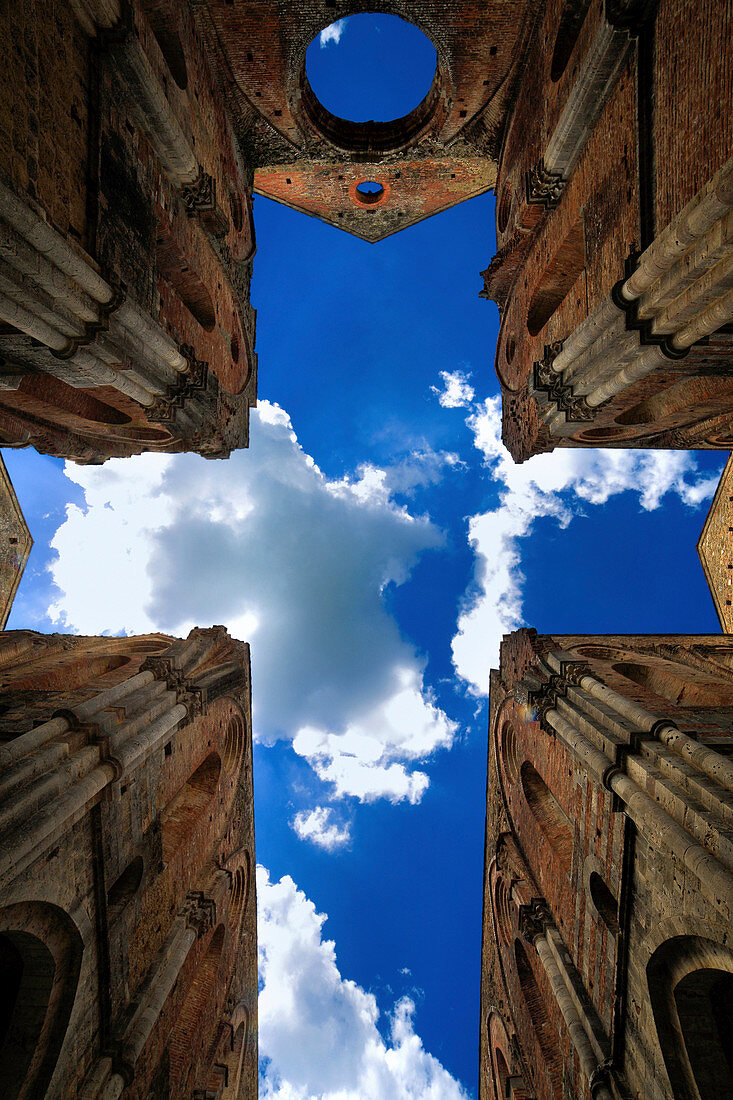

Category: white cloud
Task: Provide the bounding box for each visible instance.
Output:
[451,395,720,695]
[320,18,348,47]
[257,866,468,1099]
[291,807,351,851]
[48,401,455,804]
[430,370,475,409]
[293,665,452,804]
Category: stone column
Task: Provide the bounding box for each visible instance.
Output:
[519,902,614,1100]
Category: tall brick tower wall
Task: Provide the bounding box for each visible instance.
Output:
[0,626,257,1099]
[0,0,257,463]
[481,0,733,461]
[480,628,733,1100]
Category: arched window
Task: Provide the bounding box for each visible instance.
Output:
[613,660,733,707]
[9,653,129,692]
[527,219,585,336]
[161,752,221,863]
[156,225,216,331]
[520,761,574,867]
[222,712,245,772]
[493,875,514,944]
[494,1046,511,1098]
[589,872,619,935]
[220,1013,249,1099]
[500,721,520,785]
[648,936,733,1099]
[514,939,561,1090]
[0,904,83,1100]
[169,924,226,1090]
[230,854,250,927]
[107,856,144,922]
[675,969,733,1096]
[496,183,512,234]
[550,0,592,82]
[142,1,188,89]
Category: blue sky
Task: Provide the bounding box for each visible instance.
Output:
[4,15,726,1099]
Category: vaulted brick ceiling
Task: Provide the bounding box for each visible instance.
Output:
[199,2,535,240]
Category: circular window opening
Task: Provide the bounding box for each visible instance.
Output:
[305,14,437,123]
[356,181,384,204]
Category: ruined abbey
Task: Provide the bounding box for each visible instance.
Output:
[0,0,731,1097]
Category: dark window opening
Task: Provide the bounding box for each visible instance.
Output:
[589,871,619,935]
[520,760,573,866]
[675,969,733,1097]
[107,856,144,922]
[157,226,216,332]
[550,0,592,83]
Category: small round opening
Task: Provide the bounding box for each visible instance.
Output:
[356,181,384,204]
[305,14,437,123]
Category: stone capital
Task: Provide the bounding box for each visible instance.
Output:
[518,898,552,944]
[182,891,217,938]
[525,160,566,210]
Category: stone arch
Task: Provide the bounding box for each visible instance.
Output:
[487,1010,526,1100]
[221,710,246,773]
[520,761,574,869]
[493,873,515,946]
[0,901,83,1100]
[500,720,521,786]
[160,752,222,863]
[648,935,733,1100]
[12,375,131,427]
[229,852,251,931]
[527,218,585,336]
[615,375,733,431]
[218,1005,249,1099]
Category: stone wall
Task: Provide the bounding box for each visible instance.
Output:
[0,0,257,463]
[0,626,257,1099]
[480,628,733,1100]
[483,0,733,461]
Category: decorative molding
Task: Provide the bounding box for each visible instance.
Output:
[139,652,206,719]
[518,898,552,944]
[589,1058,615,1098]
[145,344,210,424]
[558,660,593,687]
[533,345,597,422]
[182,891,217,938]
[182,168,230,238]
[525,160,566,210]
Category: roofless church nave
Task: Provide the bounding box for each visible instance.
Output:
[0,1,731,1098]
